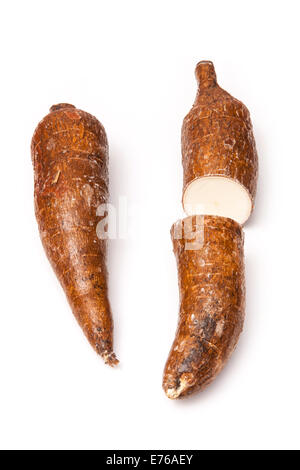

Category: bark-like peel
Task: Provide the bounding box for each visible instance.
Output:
[163,215,245,398]
[31,103,118,366]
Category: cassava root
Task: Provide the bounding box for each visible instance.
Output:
[31,103,118,366]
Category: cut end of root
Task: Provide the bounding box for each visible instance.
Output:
[183,176,252,225]
[164,377,190,400]
[195,60,217,88]
[102,351,119,367]
[50,103,76,112]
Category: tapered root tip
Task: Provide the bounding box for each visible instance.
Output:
[164,377,190,399]
[163,370,198,399]
[102,351,119,367]
[50,103,76,112]
[195,60,217,88]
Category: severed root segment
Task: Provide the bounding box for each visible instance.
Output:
[181,61,258,225]
[31,103,118,366]
[163,215,245,398]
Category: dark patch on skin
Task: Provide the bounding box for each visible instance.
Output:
[199,315,216,340]
[93,282,104,291]
[178,341,206,374]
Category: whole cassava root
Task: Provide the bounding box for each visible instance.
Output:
[31,103,118,366]
[163,215,245,399]
[182,61,258,225]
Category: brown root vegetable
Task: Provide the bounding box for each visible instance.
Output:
[163,215,245,399]
[182,61,258,225]
[31,103,118,366]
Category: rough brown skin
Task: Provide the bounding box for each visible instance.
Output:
[31,103,118,366]
[182,61,258,214]
[163,215,245,399]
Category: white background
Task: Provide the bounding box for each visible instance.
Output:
[0,0,299,450]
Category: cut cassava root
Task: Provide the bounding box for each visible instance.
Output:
[182,61,258,225]
[163,215,245,399]
[163,61,258,398]
[31,103,118,366]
